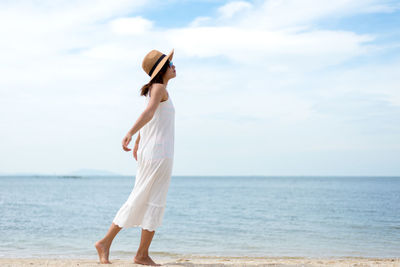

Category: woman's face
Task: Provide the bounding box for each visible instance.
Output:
[164,60,176,81]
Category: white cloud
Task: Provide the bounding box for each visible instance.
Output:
[109,16,154,35]
[188,16,212,27]
[237,0,400,30]
[217,1,252,19]
[81,43,144,60]
[314,59,400,107]
[166,26,376,70]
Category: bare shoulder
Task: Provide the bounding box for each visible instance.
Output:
[149,83,168,101]
[145,84,167,115]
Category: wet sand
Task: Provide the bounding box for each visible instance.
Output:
[0,256,399,266]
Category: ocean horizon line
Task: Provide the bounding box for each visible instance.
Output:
[1,174,400,178]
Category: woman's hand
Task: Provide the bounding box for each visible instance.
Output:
[122,133,132,151]
[133,142,139,161]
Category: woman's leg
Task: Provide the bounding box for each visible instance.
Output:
[134,228,161,266]
[95,222,122,264]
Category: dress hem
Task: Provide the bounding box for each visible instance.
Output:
[112,220,160,232]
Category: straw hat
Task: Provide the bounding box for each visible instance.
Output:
[142,48,174,82]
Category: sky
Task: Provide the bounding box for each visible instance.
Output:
[1,0,400,176]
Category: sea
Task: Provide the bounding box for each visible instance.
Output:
[0,175,399,260]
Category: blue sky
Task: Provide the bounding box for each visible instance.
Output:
[138,0,227,27]
[0,0,399,176]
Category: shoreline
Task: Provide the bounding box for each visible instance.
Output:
[1,256,399,266]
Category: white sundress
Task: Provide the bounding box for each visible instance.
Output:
[112,89,175,231]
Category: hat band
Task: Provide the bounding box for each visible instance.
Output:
[148,54,166,77]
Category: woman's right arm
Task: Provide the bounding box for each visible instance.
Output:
[135,132,141,145]
[122,84,166,151]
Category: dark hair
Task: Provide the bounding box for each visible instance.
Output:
[140,60,170,97]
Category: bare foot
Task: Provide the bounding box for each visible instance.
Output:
[95,241,111,264]
[134,255,161,266]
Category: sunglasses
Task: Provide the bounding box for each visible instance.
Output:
[168,61,174,67]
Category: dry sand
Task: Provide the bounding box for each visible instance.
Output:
[0,256,399,267]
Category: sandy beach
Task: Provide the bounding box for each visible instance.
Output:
[0,256,399,266]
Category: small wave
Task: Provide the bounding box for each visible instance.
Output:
[57,175,83,179]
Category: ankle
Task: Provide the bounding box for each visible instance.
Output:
[136,250,149,258]
[98,239,111,247]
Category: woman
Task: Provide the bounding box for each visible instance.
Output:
[95,48,176,265]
